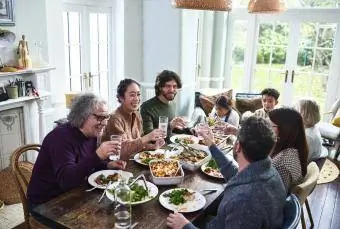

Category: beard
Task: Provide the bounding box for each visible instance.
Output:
[161,90,176,101]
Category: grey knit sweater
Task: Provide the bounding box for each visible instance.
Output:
[184,145,286,229]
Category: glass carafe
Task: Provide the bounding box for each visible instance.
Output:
[114,179,131,229]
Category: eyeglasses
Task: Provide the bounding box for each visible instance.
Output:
[92,113,110,123]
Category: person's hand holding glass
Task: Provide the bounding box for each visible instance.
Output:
[109,134,122,160]
[169,117,187,130]
[196,124,215,147]
[96,135,122,161]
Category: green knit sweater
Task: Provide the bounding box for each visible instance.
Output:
[140,96,175,135]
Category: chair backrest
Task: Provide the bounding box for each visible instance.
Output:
[10,144,41,228]
[282,194,301,229]
[292,161,320,204]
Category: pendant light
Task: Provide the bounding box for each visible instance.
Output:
[248,0,286,13]
[171,0,232,11]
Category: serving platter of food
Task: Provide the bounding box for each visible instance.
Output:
[170,134,199,145]
[106,180,158,205]
[88,170,133,189]
[201,159,223,179]
[134,150,166,166]
[170,144,210,171]
[149,159,184,185]
[159,188,206,213]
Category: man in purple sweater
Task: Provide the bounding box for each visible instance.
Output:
[27,93,126,207]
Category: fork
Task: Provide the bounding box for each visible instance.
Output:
[85,186,97,192]
[98,181,112,203]
[131,221,139,229]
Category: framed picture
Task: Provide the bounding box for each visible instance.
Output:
[0,0,14,26]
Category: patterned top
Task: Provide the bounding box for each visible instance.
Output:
[254,108,269,119]
[272,148,304,193]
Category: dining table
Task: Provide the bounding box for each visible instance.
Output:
[31,143,230,229]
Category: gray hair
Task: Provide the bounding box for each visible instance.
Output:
[67,93,107,128]
[295,98,320,127]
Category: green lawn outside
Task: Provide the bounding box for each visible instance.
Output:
[230,64,327,113]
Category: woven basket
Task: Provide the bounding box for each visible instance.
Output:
[171,0,232,11]
[0,167,21,204]
[248,0,285,13]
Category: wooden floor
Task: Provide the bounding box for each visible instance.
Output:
[297,159,340,229]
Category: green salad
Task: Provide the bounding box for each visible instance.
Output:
[163,189,194,205]
[207,159,218,169]
[108,183,149,202]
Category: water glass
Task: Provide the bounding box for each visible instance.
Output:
[109,134,122,161]
[196,123,210,140]
[180,116,191,128]
[158,116,168,138]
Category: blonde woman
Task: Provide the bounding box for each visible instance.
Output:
[295,98,328,162]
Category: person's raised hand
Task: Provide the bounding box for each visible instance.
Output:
[96,141,121,160]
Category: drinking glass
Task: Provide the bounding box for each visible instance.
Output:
[109,134,122,160]
[180,116,191,128]
[158,116,168,138]
[196,123,210,140]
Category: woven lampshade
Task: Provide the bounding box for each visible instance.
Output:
[171,0,232,11]
[248,0,286,13]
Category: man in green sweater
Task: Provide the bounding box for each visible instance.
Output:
[140,70,187,138]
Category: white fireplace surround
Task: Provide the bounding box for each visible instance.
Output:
[0,67,54,169]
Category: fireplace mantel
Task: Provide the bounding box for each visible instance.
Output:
[0,67,55,168]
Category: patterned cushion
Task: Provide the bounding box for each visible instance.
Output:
[199,89,233,114]
[235,97,262,114]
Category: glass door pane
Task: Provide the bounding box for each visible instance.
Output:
[89,11,110,101]
[230,20,248,92]
[252,22,289,100]
[63,10,82,91]
[292,22,337,113]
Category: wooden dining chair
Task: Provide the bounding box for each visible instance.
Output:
[10,144,48,229]
[292,162,320,229]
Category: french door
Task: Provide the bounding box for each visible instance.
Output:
[63,4,112,102]
[227,9,340,112]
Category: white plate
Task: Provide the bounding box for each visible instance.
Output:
[88,170,133,189]
[133,150,166,166]
[106,180,158,205]
[170,134,199,145]
[201,160,223,179]
[159,188,206,213]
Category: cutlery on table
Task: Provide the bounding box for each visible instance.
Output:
[131,221,139,229]
[199,189,218,195]
[98,181,112,203]
[85,186,97,192]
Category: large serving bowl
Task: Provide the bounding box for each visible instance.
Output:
[179,144,211,171]
[149,159,184,185]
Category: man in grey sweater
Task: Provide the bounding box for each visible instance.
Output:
[167,116,286,229]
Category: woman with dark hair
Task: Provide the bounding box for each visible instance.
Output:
[269,107,308,193]
[102,78,164,160]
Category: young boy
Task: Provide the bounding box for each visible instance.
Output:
[254,88,280,119]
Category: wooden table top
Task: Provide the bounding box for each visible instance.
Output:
[32,160,226,229]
